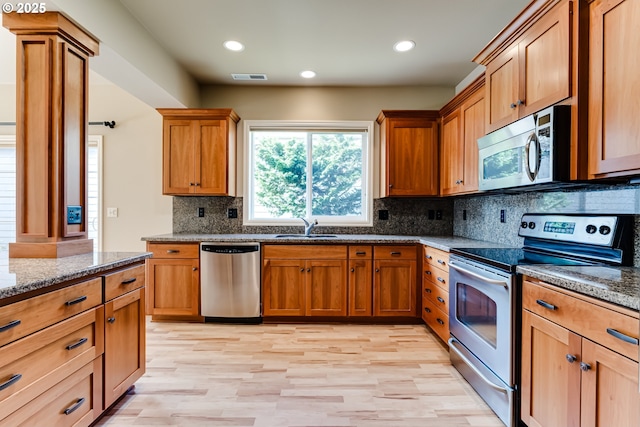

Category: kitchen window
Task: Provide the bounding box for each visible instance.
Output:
[0,135,103,251]
[244,121,373,226]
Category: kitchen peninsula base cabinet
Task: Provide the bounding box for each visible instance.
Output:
[146,242,201,322]
[521,278,639,427]
[0,258,147,427]
[262,244,419,321]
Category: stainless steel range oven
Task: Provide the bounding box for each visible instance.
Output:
[448,213,634,427]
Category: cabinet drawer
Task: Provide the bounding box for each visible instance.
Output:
[0,278,102,347]
[422,282,449,313]
[423,246,449,270]
[523,280,639,362]
[263,245,347,259]
[422,296,449,344]
[0,307,103,419]
[349,245,373,259]
[374,245,417,260]
[104,264,145,301]
[147,242,199,259]
[0,357,102,427]
[424,264,448,291]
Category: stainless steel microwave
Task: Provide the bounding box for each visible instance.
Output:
[478,105,570,191]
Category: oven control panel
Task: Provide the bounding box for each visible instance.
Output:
[518,214,619,246]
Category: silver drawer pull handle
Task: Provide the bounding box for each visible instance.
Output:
[437,296,445,304]
[390,252,401,256]
[425,271,432,275]
[425,255,432,259]
[66,337,88,351]
[121,277,137,285]
[167,249,180,254]
[0,319,21,333]
[606,328,639,346]
[0,374,22,391]
[64,397,86,415]
[437,277,445,283]
[436,318,445,326]
[437,259,446,265]
[424,307,431,313]
[355,251,366,255]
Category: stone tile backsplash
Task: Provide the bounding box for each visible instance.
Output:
[173,196,454,236]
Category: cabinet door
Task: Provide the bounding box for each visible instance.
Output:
[306,260,347,316]
[588,0,640,177]
[521,310,581,427]
[485,46,519,133]
[581,339,640,427]
[147,258,200,317]
[373,259,416,316]
[348,259,372,317]
[440,110,462,196]
[459,88,483,193]
[262,259,306,316]
[196,119,229,195]
[162,119,195,194]
[104,288,145,408]
[386,118,439,196]
[518,0,572,117]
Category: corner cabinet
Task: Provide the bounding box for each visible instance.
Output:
[377,110,439,197]
[587,0,640,178]
[158,109,239,196]
[439,76,484,196]
[520,278,639,427]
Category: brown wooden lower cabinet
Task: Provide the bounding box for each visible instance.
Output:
[0,260,147,426]
[521,278,640,427]
[373,245,417,317]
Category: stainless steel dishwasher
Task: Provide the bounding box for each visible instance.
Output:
[200,242,261,323]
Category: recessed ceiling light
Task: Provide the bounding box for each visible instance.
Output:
[393,40,415,52]
[300,70,316,79]
[223,40,244,52]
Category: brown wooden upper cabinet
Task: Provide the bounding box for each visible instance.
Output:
[439,76,485,196]
[477,0,573,134]
[377,110,439,197]
[588,0,640,178]
[158,109,239,196]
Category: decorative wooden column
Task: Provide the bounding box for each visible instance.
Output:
[3,12,99,258]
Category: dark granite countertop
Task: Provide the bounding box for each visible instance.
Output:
[141,233,511,252]
[0,251,152,302]
[517,265,640,311]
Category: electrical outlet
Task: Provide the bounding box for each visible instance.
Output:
[378,210,389,220]
[463,209,467,221]
[228,208,238,219]
[435,210,443,220]
[67,206,82,224]
[500,209,506,223]
[428,210,435,220]
[198,207,205,217]
[106,207,118,218]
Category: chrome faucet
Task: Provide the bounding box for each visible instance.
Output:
[300,217,318,236]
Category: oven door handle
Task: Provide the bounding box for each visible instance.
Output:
[448,337,509,395]
[449,262,508,288]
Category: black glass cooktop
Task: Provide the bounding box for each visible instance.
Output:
[450,247,591,273]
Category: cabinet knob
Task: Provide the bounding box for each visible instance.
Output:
[455,180,463,185]
[107,317,116,324]
[516,99,525,106]
[566,354,577,364]
[580,362,591,372]
[350,268,355,273]
[300,268,305,272]
[510,102,517,109]
[193,267,198,271]
[307,268,311,273]
[195,182,200,186]
[425,271,431,275]
[389,184,393,188]
[375,268,380,273]
[189,183,195,186]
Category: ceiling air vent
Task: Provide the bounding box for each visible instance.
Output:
[231,73,268,81]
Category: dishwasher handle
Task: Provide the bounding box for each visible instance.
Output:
[201,244,260,254]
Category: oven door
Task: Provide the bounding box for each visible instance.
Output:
[448,256,516,386]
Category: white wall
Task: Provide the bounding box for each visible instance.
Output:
[89,83,172,251]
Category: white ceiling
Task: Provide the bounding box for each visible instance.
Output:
[117,0,529,87]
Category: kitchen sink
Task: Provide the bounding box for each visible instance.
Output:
[274,234,338,239]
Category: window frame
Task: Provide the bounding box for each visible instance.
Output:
[243,120,374,227]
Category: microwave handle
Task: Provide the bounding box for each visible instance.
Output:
[525,132,541,182]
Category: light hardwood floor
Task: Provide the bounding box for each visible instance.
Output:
[96,320,503,427]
